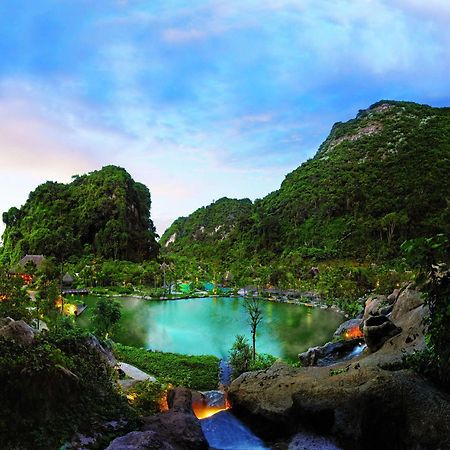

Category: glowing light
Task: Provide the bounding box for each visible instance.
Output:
[193,398,231,419]
[126,392,138,402]
[344,325,364,340]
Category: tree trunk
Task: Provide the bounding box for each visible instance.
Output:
[252,328,256,360]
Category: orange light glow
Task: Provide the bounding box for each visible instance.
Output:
[344,325,364,340]
[193,398,231,419]
[21,274,33,284]
[0,294,8,302]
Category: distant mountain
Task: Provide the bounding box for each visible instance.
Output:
[161,197,253,265]
[161,101,450,263]
[1,165,159,263]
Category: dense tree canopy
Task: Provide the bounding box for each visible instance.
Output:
[161,101,450,267]
[1,166,159,264]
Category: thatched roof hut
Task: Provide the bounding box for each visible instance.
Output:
[18,255,45,269]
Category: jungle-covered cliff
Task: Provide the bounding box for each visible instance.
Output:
[161,101,450,264]
[1,166,159,263]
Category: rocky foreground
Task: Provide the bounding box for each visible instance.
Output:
[228,287,450,449]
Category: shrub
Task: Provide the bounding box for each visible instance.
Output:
[229,335,252,378]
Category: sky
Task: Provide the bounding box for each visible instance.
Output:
[0,0,449,238]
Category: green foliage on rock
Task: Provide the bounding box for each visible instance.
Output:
[1,165,159,264]
[402,234,450,387]
[160,197,253,265]
[113,343,220,391]
[161,101,450,268]
[0,327,132,450]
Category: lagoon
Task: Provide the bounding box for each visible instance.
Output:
[77,296,343,360]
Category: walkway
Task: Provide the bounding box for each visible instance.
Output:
[118,362,156,382]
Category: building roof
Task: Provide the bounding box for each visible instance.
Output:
[18,255,45,268]
[62,272,74,284]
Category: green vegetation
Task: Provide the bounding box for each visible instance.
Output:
[0,327,133,450]
[127,379,168,416]
[92,297,122,339]
[402,234,450,388]
[229,335,252,377]
[244,298,263,360]
[1,165,159,264]
[114,343,220,391]
[229,335,277,378]
[161,101,450,272]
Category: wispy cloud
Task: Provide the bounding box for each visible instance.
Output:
[0,0,449,235]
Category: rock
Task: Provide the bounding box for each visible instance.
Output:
[299,339,365,366]
[378,305,393,316]
[85,335,117,367]
[0,319,38,345]
[288,431,341,450]
[228,362,450,450]
[202,390,226,408]
[333,318,362,338]
[391,288,424,323]
[167,386,195,412]
[363,295,386,319]
[142,387,208,450]
[363,315,401,352]
[387,288,401,304]
[118,362,156,382]
[106,430,174,450]
[109,387,207,450]
[229,298,438,448]
[0,317,14,327]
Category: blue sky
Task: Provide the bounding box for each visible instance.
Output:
[0,0,449,236]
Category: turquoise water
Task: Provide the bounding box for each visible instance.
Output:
[76,296,343,360]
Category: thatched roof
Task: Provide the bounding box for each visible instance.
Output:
[62,272,74,284]
[18,255,45,268]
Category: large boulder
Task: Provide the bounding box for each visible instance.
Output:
[387,288,401,304]
[85,335,117,367]
[0,319,38,345]
[107,387,208,450]
[229,302,443,449]
[299,338,365,366]
[391,287,424,323]
[362,315,401,352]
[106,430,174,450]
[228,361,450,450]
[363,295,387,319]
[142,388,208,450]
[333,318,362,339]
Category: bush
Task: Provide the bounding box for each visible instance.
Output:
[114,343,219,391]
[229,335,252,378]
[127,380,168,415]
[0,327,132,449]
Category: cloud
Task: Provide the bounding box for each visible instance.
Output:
[0,0,450,237]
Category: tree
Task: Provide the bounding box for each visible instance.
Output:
[380,212,408,246]
[92,298,122,339]
[0,268,31,321]
[229,335,252,378]
[244,298,263,360]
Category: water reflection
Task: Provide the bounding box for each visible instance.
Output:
[77,296,343,360]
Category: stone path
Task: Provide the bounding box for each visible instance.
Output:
[118,362,156,382]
